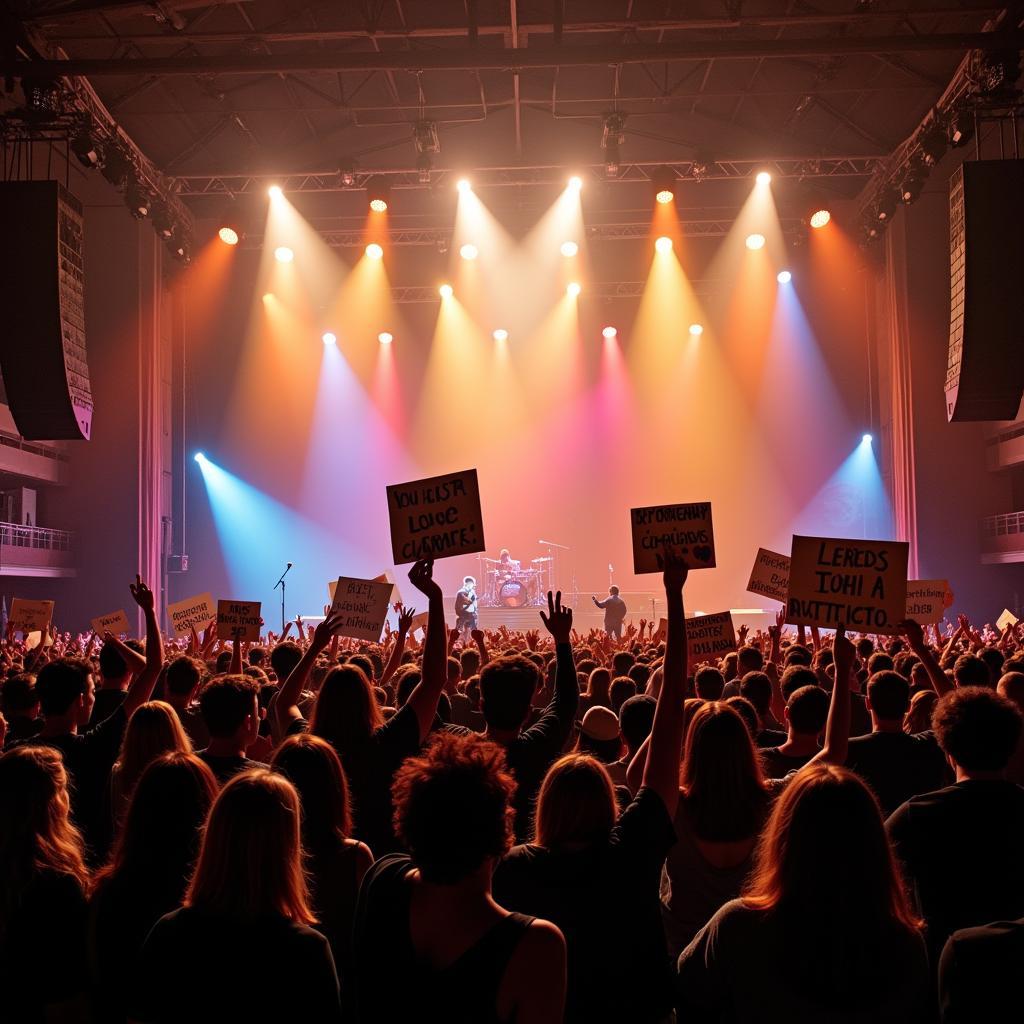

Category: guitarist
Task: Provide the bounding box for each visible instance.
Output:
[454,576,479,642]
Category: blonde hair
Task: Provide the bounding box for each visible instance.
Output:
[186,769,314,924]
[115,701,192,804]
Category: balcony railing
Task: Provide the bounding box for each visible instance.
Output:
[0,522,74,575]
[981,512,1024,563]
[0,523,72,551]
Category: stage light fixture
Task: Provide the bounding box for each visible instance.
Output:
[439,283,453,299]
[655,189,674,205]
[339,165,356,187]
[492,329,509,342]
[459,243,478,261]
[322,332,337,346]
[688,323,704,336]
[218,226,239,245]
[367,176,390,212]
[875,186,899,222]
[862,433,873,444]
[125,180,151,219]
[268,184,282,199]
[262,292,273,302]
[100,144,130,189]
[919,125,947,168]
[274,246,294,263]
[745,233,766,250]
[378,332,393,344]
[756,171,772,185]
[900,163,926,205]
[70,126,102,168]
[567,282,581,297]
[560,241,578,258]
[601,113,626,178]
[568,175,583,190]
[948,110,975,148]
[777,270,792,284]
[151,202,174,240]
[602,326,617,339]
[193,452,205,464]
[655,236,673,254]
[809,209,831,229]
[365,242,384,260]
[651,166,675,205]
[456,178,472,193]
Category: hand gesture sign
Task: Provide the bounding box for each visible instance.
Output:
[408,558,441,600]
[540,591,573,645]
[129,574,155,611]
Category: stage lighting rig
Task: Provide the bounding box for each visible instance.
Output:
[918,123,947,167]
[100,143,131,189]
[651,166,675,205]
[70,125,103,168]
[124,180,151,219]
[366,176,390,213]
[414,121,440,183]
[875,185,899,222]
[339,164,357,187]
[899,160,926,204]
[947,110,975,148]
[601,113,626,178]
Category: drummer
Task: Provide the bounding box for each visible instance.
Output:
[497,548,521,573]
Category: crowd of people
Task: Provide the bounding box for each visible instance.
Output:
[1,558,1023,1023]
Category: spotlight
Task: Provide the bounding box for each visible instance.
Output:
[459,243,478,261]
[601,113,626,178]
[322,332,337,345]
[919,124,947,168]
[268,184,282,199]
[567,282,581,297]
[900,162,926,204]
[688,323,704,336]
[492,329,509,342]
[655,236,673,254]
[274,246,294,263]
[560,241,579,258]
[602,326,617,339]
[862,433,873,444]
[651,166,675,204]
[756,171,772,185]
[151,202,174,239]
[439,283,453,299]
[262,292,273,302]
[70,126,102,168]
[193,452,205,464]
[456,178,472,193]
[568,175,583,190]
[655,189,674,205]
[367,176,390,212]
[339,165,356,187]
[809,209,831,229]
[777,270,792,284]
[218,226,239,245]
[875,186,899,222]
[100,144,130,189]
[378,332,393,344]
[125,180,151,219]
[365,242,384,260]
[948,110,975,148]
[745,233,766,250]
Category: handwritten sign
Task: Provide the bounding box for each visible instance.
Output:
[686,611,737,664]
[387,469,485,564]
[329,571,404,609]
[905,580,952,625]
[9,598,54,633]
[787,536,909,635]
[328,577,394,642]
[216,600,262,642]
[167,592,216,636]
[410,610,429,633]
[747,548,791,603]
[630,501,715,574]
[997,608,1019,631]
[91,609,131,637]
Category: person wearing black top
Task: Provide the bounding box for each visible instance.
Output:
[196,673,267,785]
[90,633,145,727]
[887,686,1024,964]
[0,672,42,747]
[759,684,830,779]
[592,587,627,641]
[938,916,1024,1022]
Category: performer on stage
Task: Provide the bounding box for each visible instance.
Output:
[498,548,521,573]
[455,575,479,642]
[593,586,627,641]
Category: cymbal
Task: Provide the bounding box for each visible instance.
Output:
[532,557,553,563]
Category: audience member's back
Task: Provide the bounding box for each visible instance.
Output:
[939,916,1024,1022]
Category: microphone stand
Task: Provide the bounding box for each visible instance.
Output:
[273,563,293,634]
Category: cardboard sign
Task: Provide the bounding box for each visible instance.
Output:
[216,600,262,642]
[329,572,403,608]
[746,548,791,603]
[167,592,216,636]
[786,536,909,635]
[9,598,54,633]
[386,469,486,564]
[91,609,132,637]
[630,501,715,574]
[905,580,952,625]
[409,610,429,632]
[686,611,737,664]
[997,608,1019,631]
[328,577,394,642]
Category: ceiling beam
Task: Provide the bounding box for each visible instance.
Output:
[4,32,1021,77]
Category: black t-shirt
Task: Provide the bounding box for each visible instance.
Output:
[492,787,677,1024]
[849,692,872,738]
[0,869,89,1023]
[939,917,1024,1023]
[196,750,267,785]
[3,714,42,747]
[131,906,340,1023]
[887,780,1024,962]
[760,746,815,780]
[755,727,787,749]
[353,854,535,1024]
[845,730,951,816]
[90,687,127,727]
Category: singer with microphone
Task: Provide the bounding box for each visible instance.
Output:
[592,580,627,641]
[454,576,479,643]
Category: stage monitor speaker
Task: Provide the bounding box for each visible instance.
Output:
[946,159,1024,422]
[0,180,92,440]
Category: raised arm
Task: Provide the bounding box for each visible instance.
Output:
[379,604,414,690]
[101,632,147,676]
[123,575,164,718]
[472,627,489,667]
[539,591,579,731]
[806,625,852,767]
[641,553,688,815]
[899,618,954,697]
[405,559,447,741]
[273,613,342,736]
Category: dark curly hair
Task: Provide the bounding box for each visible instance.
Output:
[932,686,1022,771]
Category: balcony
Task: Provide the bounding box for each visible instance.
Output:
[0,522,76,578]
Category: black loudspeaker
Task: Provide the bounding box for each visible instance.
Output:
[0,180,92,440]
[946,159,1024,422]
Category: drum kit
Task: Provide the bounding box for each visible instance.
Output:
[481,555,554,608]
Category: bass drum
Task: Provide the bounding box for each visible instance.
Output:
[498,578,528,608]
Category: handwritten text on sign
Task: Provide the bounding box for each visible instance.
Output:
[787,536,909,635]
[747,548,791,603]
[686,611,737,664]
[328,577,394,642]
[630,501,715,574]
[905,580,952,625]
[167,593,216,637]
[216,600,262,642]
[9,598,54,633]
[91,609,132,637]
[387,469,485,564]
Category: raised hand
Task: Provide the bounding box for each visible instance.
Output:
[898,618,926,650]
[471,628,484,644]
[408,558,441,599]
[662,548,689,592]
[398,604,415,634]
[129,574,155,611]
[312,612,344,648]
[540,590,573,645]
[525,628,539,651]
[738,624,749,646]
[833,623,856,665]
